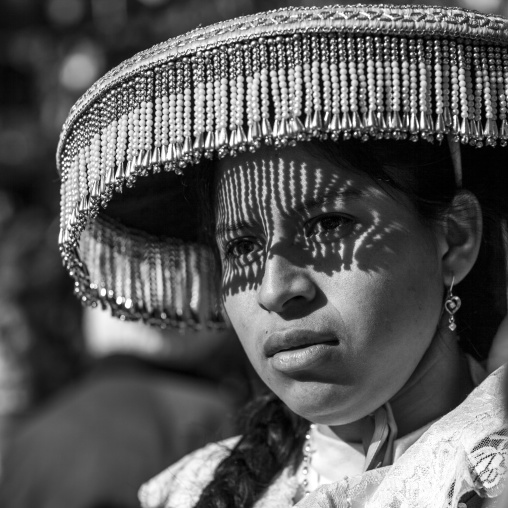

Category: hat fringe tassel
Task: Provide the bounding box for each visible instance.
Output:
[57,18,508,326]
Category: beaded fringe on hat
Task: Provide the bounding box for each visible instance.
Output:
[57,5,508,328]
[79,216,218,327]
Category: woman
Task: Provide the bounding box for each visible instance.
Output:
[56,4,508,507]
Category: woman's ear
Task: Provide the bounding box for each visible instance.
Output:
[440,190,483,287]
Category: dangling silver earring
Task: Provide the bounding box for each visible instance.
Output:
[444,276,461,332]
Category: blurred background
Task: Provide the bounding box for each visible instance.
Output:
[0,0,506,507]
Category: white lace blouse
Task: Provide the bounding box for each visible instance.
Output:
[139,365,507,508]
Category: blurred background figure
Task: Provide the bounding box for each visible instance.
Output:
[0,306,248,508]
[0,195,84,468]
[0,301,32,466]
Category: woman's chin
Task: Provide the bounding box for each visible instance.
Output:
[277,382,375,425]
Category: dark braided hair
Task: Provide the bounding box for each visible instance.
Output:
[192,138,508,508]
[195,392,307,507]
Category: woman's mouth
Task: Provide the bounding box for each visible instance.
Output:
[264,329,339,373]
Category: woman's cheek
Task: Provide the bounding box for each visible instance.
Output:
[225,295,259,357]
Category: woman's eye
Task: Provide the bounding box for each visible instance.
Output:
[225,238,261,260]
[306,214,354,239]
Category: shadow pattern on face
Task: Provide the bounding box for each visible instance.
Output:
[215,142,414,301]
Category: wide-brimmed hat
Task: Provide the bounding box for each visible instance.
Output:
[57,4,508,329]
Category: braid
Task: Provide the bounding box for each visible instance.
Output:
[194,392,308,508]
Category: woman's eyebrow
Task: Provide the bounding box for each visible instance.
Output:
[215,188,364,236]
[294,188,364,214]
[215,219,255,237]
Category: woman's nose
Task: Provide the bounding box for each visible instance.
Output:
[257,251,316,314]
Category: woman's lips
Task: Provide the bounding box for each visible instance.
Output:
[264,329,339,373]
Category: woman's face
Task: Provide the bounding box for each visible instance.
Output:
[215,144,445,425]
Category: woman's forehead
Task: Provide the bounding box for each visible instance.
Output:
[215,145,368,211]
